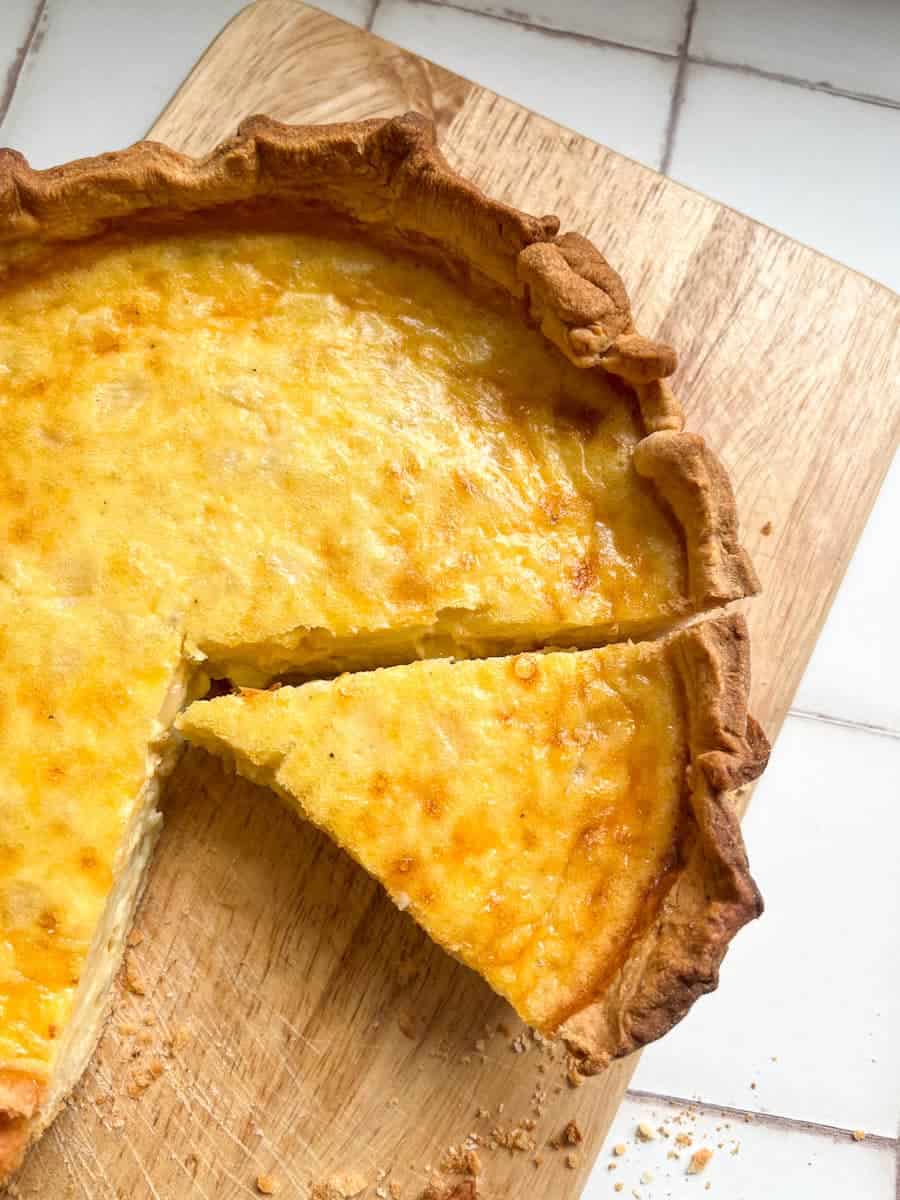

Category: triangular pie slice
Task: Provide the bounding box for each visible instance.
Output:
[178,615,767,1070]
[0,115,762,1175]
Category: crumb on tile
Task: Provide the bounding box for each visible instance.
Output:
[687,1148,713,1175]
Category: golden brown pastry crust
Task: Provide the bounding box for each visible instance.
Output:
[0,112,756,613]
[560,614,768,1071]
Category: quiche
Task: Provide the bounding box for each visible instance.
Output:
[0,113,763,1176]
[179,615,766,1066]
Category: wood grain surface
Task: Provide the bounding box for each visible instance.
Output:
[15,2,900,1197]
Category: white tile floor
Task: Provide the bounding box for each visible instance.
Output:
[0,1,897,1197]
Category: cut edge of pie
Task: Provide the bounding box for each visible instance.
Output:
[0,112,758,617]
[176,614,767,1074]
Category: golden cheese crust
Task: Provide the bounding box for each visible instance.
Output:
[0,114,763,1174]
[178,614,766,1063]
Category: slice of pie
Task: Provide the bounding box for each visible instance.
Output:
[0,114,763,1175]
[178,615,766,1069]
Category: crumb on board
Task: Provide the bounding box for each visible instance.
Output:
[564,1152,579,1169]
[418,1180,476,1200]
[675,1133,692,1147]
[687,1148,713,1175]
[330,1172,368,1197]
[563,1119,583,1146]
[126,1058,164,1099]
[852,1130,867,1142]
[760,521,773,536]
[636,1122,655,1142]
[612,1143,626,1157]
[489,1122,535,1153]
[123,952,147,996]
[166,1025,191,1056]
[311,1173,368,1200]
[440,1146,481,1176]
[389,1184,402,1200]
[565,1058,584,1088]
[256,1174,279,1195]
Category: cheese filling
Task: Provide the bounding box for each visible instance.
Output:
[0,222,688,1080]
[178,644,688,1031]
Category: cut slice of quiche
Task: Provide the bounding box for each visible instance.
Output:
[0,114,763,1176]
[178,615,767,1070]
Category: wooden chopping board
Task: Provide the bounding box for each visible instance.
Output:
[16,3,900,1197]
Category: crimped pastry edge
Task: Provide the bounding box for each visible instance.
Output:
[0,112,756,611]
[559,613,768,1071]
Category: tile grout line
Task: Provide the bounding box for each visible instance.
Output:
[399,0,678,62]
[366,0,381,32]
[421,1,900,111]
[0,0,46,132]
[626,1088,899,1150]
[689,53,900,112]
[659,0,696,175]
[787,707,900,742]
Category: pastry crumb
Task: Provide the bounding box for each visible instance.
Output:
[562,1119,582,1145]
[489,1122,535,1153]
[440,1146,481,1176]
[636,1121,655,1142]
[389,1183,402,1200]
[167,1024,191,1055]
[675,1132,692,1147]
[565,1057,584,1088]
[123,952,147,996]
[760,521,773,536]
[331,1172,368,1197]
[687,1148,713,1175]
[256,1174,279,1195]
[613,1143,626,1157]
[125,1059,164,1099]
[852,1129,866,1142]
[417,1181,476,1200]
[640,1170,654,1184]
[564,1152,579,1169]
